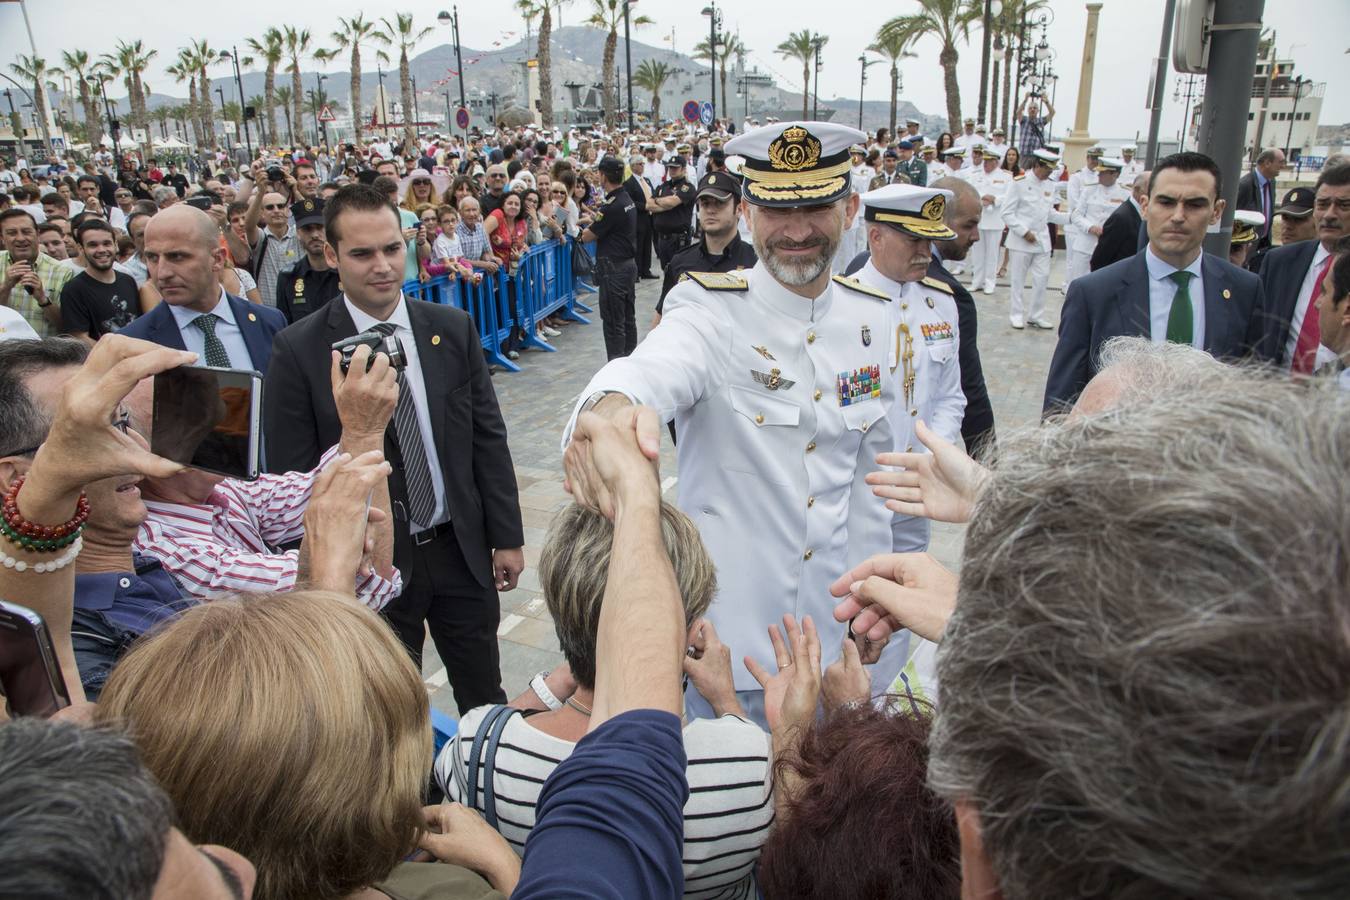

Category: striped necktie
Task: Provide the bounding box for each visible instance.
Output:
[369,323,438,527]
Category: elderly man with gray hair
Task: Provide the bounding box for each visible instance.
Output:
[836,343,1349,897]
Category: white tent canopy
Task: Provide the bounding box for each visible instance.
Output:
[153,136,190,149]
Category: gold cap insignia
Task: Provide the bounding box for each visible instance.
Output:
[922,195,946,221]
[303,200,314,211]
[768,126,821,173]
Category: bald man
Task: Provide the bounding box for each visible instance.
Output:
[118,205,287,373]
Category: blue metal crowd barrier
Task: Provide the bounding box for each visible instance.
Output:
[403,237,592,372]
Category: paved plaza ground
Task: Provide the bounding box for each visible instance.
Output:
[421,254,1072,714]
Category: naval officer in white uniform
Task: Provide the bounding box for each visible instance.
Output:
[850,183,966,554]
[1000,147,1070,329]
[561,121,910,723]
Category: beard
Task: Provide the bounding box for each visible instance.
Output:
[754,227,841,287]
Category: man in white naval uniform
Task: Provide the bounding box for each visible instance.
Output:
[1068,156,1130,283]
[1000,147,1069,330]
[562,122,908,723]
[1063,146,1103,292]
[834,145,876,273]
[851,183,966,554]
[967,148,1013,294]
[1120,144,1144,185]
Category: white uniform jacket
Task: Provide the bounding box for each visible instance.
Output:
[1069,181,1133,253]
[853,262,965,552]
[1000,173,1069,254]
[563,265,907,693]
[967,166,1013,230]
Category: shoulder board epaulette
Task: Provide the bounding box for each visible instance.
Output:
[687,271,748,291]
[1014,174,1026,180]
[921,276,955,295]
[832,274,892,302]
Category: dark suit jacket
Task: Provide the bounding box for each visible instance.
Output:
[263,296,523,589]
[1235,170,1274,252]
[118,292,287,374]
[1043,251,1269,414]
[1255,239,1320,367]
[1089,198,1144,272]
[844,250,996,457]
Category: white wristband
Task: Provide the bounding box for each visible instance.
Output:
[0,535,83,574]
[530,670,564,710]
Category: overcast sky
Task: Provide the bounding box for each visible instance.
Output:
[4,0,1347,141]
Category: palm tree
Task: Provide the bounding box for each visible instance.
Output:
[879,0,979,132]
[694,34,746,121]
[114,40,158,158]
[165,55,200,148]
[584,0,653,129]
[868,28,919,138]
[280,27,313,148]
[169,103,190,140]
[184,40,219,148]
[378,14,433,148]
[328,15,380,135]
[776,31,825,120]
[274,85,295,145]
[632,59,672,123]
[56,50,102,149]
[516,0,540,46]
[10,55,56,155]
[152,104,172,139]
[534,0,571,127]
[245,29,284,148]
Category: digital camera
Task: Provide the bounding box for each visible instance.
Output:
[333,330,408,373]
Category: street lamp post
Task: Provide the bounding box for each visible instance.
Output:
[93,74,120,164]
[215,86,230,151]
[1284,75,1308,158]
[624,0,636,131]
[220,48,253,160]
[701,4,720,127]
[438,8,468,137]
[812,37,823,121]
[858,55,877,130]
[376,63,388,135]
[316,73,329,146]
[3,88,29,163]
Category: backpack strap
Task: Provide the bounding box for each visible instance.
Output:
[480,706,520,830]
[462,704,520,829]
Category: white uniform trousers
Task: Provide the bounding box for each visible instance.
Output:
[1007,249,1051,325]
[1064,246,1092,288]
[970,229,1003,292]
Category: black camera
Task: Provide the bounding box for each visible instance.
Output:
[266,166,285,183]
[333,330,408,373]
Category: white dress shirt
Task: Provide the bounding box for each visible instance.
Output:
[344,294,449,530]
[1144,247,1206,349]
[168,287,254,370]
[1283,242,1331,370]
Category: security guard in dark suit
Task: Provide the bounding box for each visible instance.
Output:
[275,198,341,323]
[580,156,639,360]
[649,155,696,268]
[657,171,757,318]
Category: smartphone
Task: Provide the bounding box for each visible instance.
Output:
[0,600,71,718]
[151,365,264,480]
[185,195,212,211]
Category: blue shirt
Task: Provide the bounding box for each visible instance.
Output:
[1144,247,1206,349]
[515,710,688,899]
[168,288,254,370]
[74,553,195,634]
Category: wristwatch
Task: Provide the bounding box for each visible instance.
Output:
[529,670,564,710]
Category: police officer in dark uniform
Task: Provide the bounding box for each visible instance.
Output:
[580,156,639,359]
[275,197,341,324]
[657,170,758,320]
[648,155,696,269]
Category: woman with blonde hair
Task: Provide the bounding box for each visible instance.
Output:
[400,170,438,211]
[96,591,520,900]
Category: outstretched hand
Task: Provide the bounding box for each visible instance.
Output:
[830,551,958,645]
[745,614,822,734]
[866,419,988,524]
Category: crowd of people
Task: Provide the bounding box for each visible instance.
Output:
[0,95,1348,900]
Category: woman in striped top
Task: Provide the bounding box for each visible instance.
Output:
[434,502,775,900]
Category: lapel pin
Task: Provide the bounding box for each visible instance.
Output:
[926,297,935,309]
[431,334,441,346]
[1222,289,1231,300]
[247,313,257,322]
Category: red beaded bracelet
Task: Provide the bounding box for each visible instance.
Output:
[1,475,90,542]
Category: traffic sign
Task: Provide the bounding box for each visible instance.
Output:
[318,104,336,123]
[682,100,700,123]
[699,101,714,127]
[455,106,470,130]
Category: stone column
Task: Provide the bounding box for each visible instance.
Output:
[1062,3,1104,172]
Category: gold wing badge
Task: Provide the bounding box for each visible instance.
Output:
[751,368,795,391]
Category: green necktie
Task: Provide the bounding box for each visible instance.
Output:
[1165,270,1194,346]
[191,314,231,368]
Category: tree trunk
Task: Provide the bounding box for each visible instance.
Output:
[1000,45,1013,137]
[990,60,1001,132]
[350,48,362,135]
[198,67,216,147]
[292,62,305,147]
[80,80,103,148]
[538,8,554,127]
[602,30,617,130]
[283,108,292,146]
[31,79,55,157]
[940,45,961,132]
[889,64,898,137]
[400,49,415,148]
[187,78,201,148]
[264,65,277,146]
[136,75,153,162]
[801,62,809,119]
[720,63,729,121]
[652,91,661,123]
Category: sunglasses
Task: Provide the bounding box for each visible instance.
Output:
[263,204,286,211]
